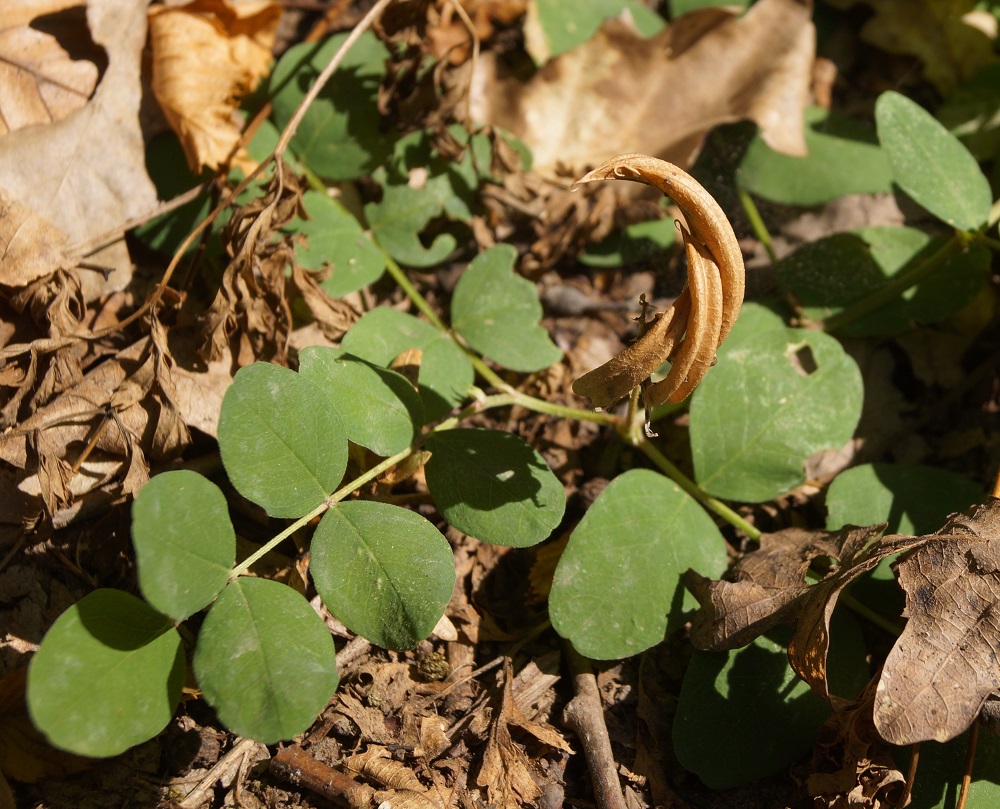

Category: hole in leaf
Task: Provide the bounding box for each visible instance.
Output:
[786,342,818,376]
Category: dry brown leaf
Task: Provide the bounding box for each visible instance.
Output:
[476,659,544,807]
[149,0,281,173]
[0,0,157,295]
[826,0,998,94]
[0,0,104,136]
[874,498,1000,745]
[0,189,74,288]
[475,0,813,177]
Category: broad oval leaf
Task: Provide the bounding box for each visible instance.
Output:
[875,91,991,231]
[312,501,455,650]
[550,469,728,659]
[340,307,473,421]
[27,589,184,758]
[827,463,984,536]
[269,32,393,180]
[451,244,562,372]
[292,191,386,297]
[738,106,893,206]
[673,618,866,790]
[132,470,235,621]
[690,328,863,502]
[299,346,422,456]
[424,428,565,547]
[218,362,348,518]
[193,577,338,743]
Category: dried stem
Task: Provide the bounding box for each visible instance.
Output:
[562,645,628,809]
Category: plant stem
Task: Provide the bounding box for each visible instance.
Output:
[380,251,449,331]
[633,439,761,540]
[738,185,776,262]
[973,232,1000,253]
[822,235,964,332]
[839,590,902,637]
[230,447,414,579]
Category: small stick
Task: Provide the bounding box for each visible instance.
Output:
[269,745,375,808]
[956,721,979,809]
[561,645,627,809]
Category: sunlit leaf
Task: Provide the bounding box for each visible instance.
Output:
[312,501,455,650]
[529,0,665,62]
[550,469,728,659]
[690,329,863,502]
[27,590,183,758]
[451,245,561,372]
[132,470,235,621]
[291,191,386,297]
[217,363,348,518]
[193,578,338,743]
[739,106,892,206]
[299,347,423,456]
[876,91,991,230]
[340,308,473,421]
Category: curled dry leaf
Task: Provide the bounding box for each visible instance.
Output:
[149,0,281,173]
[571,153,744,408]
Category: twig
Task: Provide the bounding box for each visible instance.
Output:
[561,645,627,809]
[269,745,375,807]
[895,743,919,809]
[957,722,979,809]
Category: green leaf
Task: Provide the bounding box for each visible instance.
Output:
[424,428,565,547]
[827,463,983,535]
[217,363,348,518]
[340,307,473,421]
[673,618,867,789]
[193,577,338,743]
[451,245,562,372]
[269,32,392,180]
[774,227,990,336]
[549,469,728,659]
[716,301,788,359]
[937,63,1000,160]
[875,91,991,230]
[365,181,458,268]
[299,346,423,456]
[670,0,748,14]
[690,329,863,502]
[530,0,665,61]
[291,191,386,297]
[27,590,184,758]
[897,726,1000,809]
[312,501,455,650]
[131,471,236,621]
[738,107,893,206]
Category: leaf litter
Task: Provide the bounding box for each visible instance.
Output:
[1,0,999,807]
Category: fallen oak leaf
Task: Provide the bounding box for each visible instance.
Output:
[874,498,1000,745]
[571,153,744,408]
[686,524,927,701]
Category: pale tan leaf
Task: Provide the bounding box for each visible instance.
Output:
[476,0,813,176]
[0,188,73,287]
[0,0,103,136]
[149,0,281,173]
[0,0,158,296]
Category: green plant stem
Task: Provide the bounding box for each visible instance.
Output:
[634,439,761,540]
[822,234,964,332]
[973,232,1000,252]
[839,590,902,637]
[738,185,776,262]
[380,251,449,332]
[230,447,414,579]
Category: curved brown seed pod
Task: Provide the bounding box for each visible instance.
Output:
[573,153,744,344]
[571,289,691,409]
[646,233,723,406]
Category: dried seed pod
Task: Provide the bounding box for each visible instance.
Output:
[571,153,745,407]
